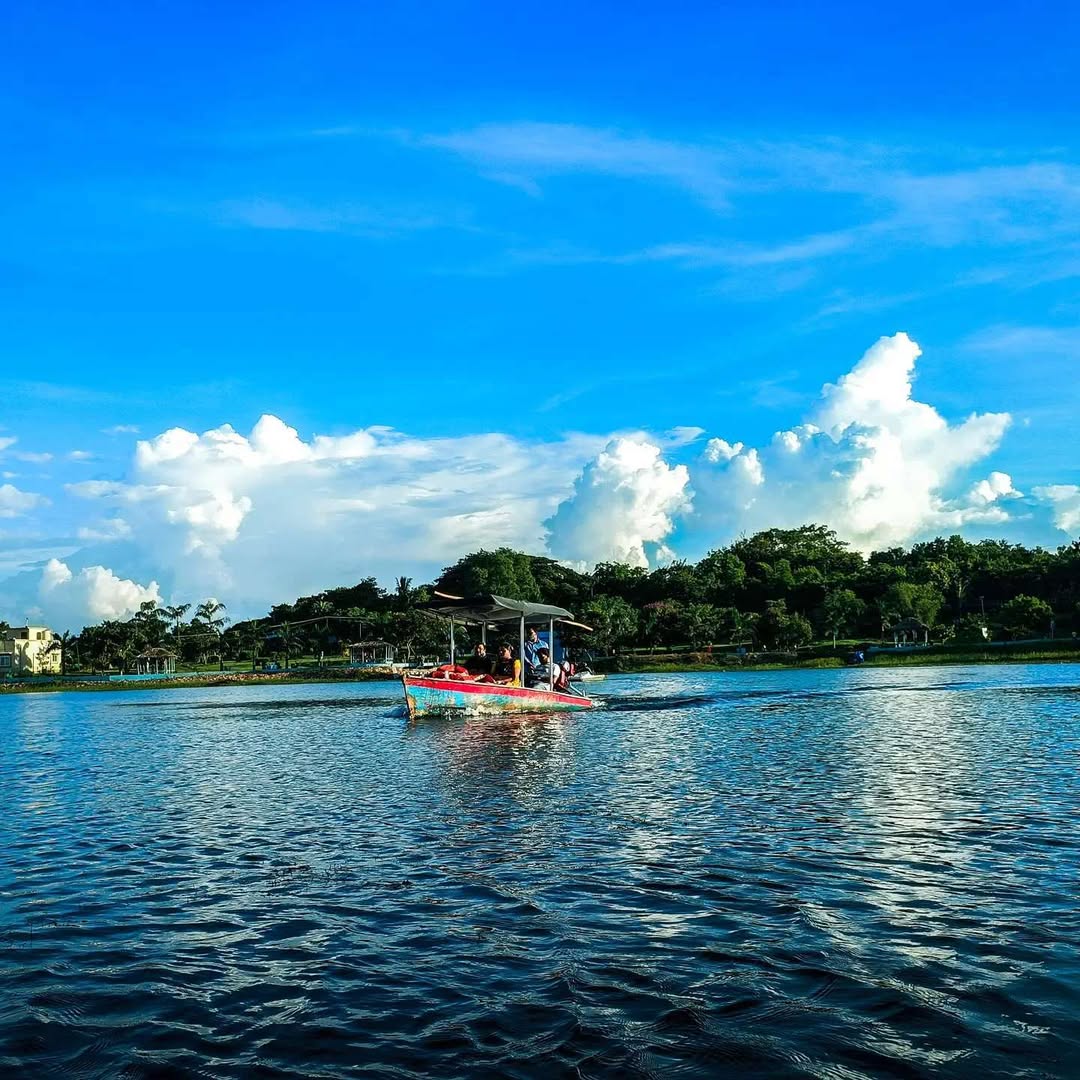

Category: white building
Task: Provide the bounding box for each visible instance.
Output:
[1,626,62,675]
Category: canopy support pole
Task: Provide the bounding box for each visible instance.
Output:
[481,623,486,646]
[549,617,554,691]
[519,616,525,688]
[450,620,455,664]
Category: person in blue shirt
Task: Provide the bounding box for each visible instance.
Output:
[523,627,544,679]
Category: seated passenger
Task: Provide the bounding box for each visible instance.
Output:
[528,647,568,691]
[491,643,521,686]
[463,642,493,678]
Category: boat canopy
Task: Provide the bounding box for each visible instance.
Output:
[420,593,573,625]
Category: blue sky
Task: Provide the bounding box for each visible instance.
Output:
[1,1,1078,626]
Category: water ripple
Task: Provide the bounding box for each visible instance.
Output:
[2,665,1079,1077]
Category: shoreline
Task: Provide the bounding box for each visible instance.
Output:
[2,647,1077,694]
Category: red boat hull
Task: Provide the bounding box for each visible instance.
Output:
[403,675,597,719]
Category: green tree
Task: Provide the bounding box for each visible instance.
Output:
[162,603,191,650]
[821,588,866,646]
[695,550,747,605]
[131,600,167,648]
[581,595,639,653]
[436,549,541,600]
[55,630,77,674]
[195,599,229,669]
[686,604,738,643]
[879,582,944,628]
[755,600,813,650]
[998,595,1053,639]
[953,614,990,643]
[645,560,703,605]
[591,562,649,606]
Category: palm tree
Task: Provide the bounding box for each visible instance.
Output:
[162,603,191,649]
[395,577,413,611]
[195,600,229,670]
[56,630,77,675]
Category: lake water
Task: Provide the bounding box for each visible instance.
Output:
[2,664,1079,1078]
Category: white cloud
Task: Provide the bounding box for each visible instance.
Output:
[689,333,1014,551]
[39,558,161,630]
[0,436,16,454]
[69,414,605,613]
[103,424,140,435]
[76,518,133,542]
[67,450,94,461]
[420,123,1080,250]
[216,198,444,235]
[420,122,735,208]
[12,451,53,464]
[0,483,48,518]
[1034,485,1080,534]
[967,471,1021,506]
[546,437,690,567]
[9,332,1069,623]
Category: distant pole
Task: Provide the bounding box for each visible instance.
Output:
[979,596,985,617]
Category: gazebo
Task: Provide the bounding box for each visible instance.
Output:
[134,647,177,675]
[347,640,395,666]
[885,618,930,646]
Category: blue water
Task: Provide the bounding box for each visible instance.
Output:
[2,665,1079,1078]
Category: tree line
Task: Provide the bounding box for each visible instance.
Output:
[15,525,1080,673]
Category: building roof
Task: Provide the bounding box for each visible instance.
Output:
[886,617,930,632]
[135,647,177,658]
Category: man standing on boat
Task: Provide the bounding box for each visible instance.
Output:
[523,626,544,680]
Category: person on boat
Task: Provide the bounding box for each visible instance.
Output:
[491,643,521,686]
[463,642,493,678]
[528,647,568,691]
[522,627,544,680]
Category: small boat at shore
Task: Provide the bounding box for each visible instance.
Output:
[402,594,599,719]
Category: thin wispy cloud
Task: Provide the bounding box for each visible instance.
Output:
[417,122,738,210]
[215,198,454,236]
[412,121,1080,272]
[961,324,1080,356]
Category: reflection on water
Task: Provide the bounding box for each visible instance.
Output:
[2,666,1079,1078]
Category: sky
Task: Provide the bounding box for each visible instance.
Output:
[1,0,1078,630]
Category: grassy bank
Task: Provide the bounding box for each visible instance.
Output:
[609,639,1080,674]
[0,667,396,694]
[4,641,1077,693]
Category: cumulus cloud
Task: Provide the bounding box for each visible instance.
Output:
[689,333,1015,550]
[67,414,605,613]
[0,483,48,518]
[10,331,1069,626]
[545,437,690,567]
[1034,485,1080,534]
[39,558,161,630]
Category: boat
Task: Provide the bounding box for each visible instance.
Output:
[575,670,607,682]
[402,593,599,719]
